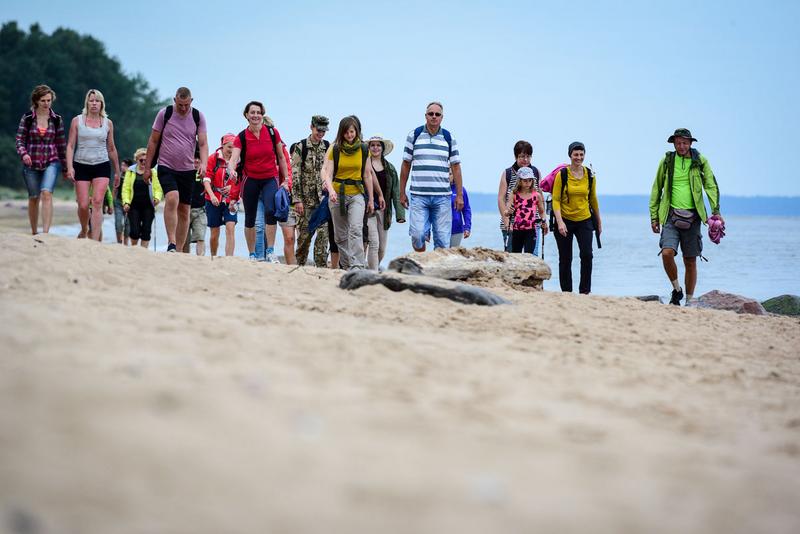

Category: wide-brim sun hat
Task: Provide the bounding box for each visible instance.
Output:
[668,128,698,143]
[366,135,394,157]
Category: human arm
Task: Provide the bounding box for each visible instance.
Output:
[536,193,548,235]
[15,116,33,166]
[121,171,133,206]
[399,160,411,208]
[552,170,567,236]
[228,147,241,180]
[363,157,376,214]
[451,162,463,211]
[371,167,385,211]
[389,162,405,222]
[65,117,78,182]
[55,114,67,171]
[277,142,289,189]
[152,171,163,205]
[321,147,336,203]
[197,132,209,177]
[142,128,160,185]
[289,144,304,215]
[106,119,121,188]
[497,169,509,218]
[701,156,722,222]
[590,173,601,235]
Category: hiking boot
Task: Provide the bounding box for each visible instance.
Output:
[167,243,177,253]
[670,288,684,306]
[265,252,279,264]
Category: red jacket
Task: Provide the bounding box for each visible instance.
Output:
[204,151,240,203]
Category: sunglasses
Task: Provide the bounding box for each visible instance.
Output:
[426,112,442,117]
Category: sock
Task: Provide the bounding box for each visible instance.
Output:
[266,247,274,254]
[686,293,694,303]
[671,279,681,291]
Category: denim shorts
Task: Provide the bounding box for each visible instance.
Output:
[22,161,61,198]
[205,200,238,228]
[660,215,702,257]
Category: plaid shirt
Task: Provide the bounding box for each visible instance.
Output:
[15,108,67,171]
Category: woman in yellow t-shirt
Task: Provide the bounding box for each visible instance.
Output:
[321,116,382,269]
[552,141,602,294]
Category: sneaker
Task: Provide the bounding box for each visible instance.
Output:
[670,288,684,306]
[265,252,279,264]
[249,252,258,261]
[167,243,177,253]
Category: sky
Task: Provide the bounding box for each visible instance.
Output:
[4,0,800,196]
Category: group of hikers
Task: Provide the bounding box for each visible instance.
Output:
[15,84,724,305]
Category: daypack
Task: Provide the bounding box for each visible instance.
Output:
[548,166,601,248]
[540,164,568,193]
[663,148,715,194]
[411,125,453,159]
[151,105,200,167]
[289,138,331,173]
[236,124,279,178]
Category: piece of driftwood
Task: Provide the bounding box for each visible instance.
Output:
[339,269,509,306]
[387,247,551,289]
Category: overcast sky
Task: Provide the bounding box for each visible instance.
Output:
[5,0,799,196]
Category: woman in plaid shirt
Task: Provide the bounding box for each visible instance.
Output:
[14,85,67,235]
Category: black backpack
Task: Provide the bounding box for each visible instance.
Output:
[548,166,594,232]
[289,138,331,174]
[151,105,200,167]
[236,124,279,177]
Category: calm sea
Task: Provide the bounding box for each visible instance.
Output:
[52,211,799,301]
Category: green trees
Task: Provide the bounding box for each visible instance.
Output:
[0,22,165,189]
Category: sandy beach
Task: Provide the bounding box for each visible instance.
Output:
[0,231,798,534]
[0,199,77,233]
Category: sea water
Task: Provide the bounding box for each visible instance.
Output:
[53,212,799,301]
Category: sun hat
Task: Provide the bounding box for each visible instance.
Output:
[516,167,535,180]
[366,135,394,157]
[667,128,697,143]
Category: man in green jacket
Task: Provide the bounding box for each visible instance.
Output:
[649,128,723,306]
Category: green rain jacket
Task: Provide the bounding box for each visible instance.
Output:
[649,148,720,225]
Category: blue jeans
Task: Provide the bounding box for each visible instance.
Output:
[22,161,61,198]
[502,227,540,255]
[255,200,266,259]
[409,194,451,250]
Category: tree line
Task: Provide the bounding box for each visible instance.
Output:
[0,22,165,190]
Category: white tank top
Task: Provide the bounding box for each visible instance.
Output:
[74,116,110,165]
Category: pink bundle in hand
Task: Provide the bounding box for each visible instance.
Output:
[708,214,725,244]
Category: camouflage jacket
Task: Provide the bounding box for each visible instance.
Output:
[290,136,329,207]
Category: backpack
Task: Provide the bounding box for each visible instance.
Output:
[548,166,594,233]
[663,148,712,193]
[236,124,279,178]
[151,105,200,167]
[540,164,568,193]
[289,138,331,173]
[411,125,453,159]
[23,111,61,134]
[504,165,541,189]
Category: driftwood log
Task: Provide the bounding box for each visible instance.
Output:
[387,247,551,289]
[339,270,509,306]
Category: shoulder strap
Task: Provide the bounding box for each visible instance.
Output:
[664,151,675,193]
[266,125,280,169]
[505,167,513,186]
[236,130,247,175]
[150,105,174,168]
[191,108,200,133]
[560,167,569,202]
[300,138,308,172]
[163,105,173,126]
[411,126,425,157]
[586,167,593,200]
[333,145,340,177]
[441,128,453,158]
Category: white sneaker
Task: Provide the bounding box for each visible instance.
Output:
[265,252,279,264]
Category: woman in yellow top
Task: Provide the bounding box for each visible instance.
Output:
[122,148,163,248]
[552,142,602,294]
[321,116,383,269]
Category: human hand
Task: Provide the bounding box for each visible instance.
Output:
[464,230,471,239]
[211,196,219,207]
[455,195,464,212]
[220,185,231,195]
[123,203,130,213]
[651,220,660,234]
[366,198,375,214]
[143,167,152,185]
[378,197,386,211]
[22,154,32,167]
[66,167,75,182]
[558,222,567,237]
[329,190,338,204]
[105,205,113,215]
[541,222,549,236]
[295,202,304,216]
[400,192,408,208]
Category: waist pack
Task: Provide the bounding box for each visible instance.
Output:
[670,208,697,230]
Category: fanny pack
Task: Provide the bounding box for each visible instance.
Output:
[670,208,697,230]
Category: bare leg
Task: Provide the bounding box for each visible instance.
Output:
[75,181,91,238]
[162,191,179,245]
[281,225,296,264]
[209,227,220,257]
[40,191,54,233]
[196,240,205,256]
[684,257,698,296]
[224,222,236,256]
[175,203,191,252]
[266,223,278,249]
[661,248,679,282]
[245,227,256,253]
[140,240,149,248]
[89,178,109,241]
[27,196,40,235]
[131,239,139,246]
[330,251,340,269]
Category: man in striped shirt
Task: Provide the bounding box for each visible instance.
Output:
[400,101,463,251]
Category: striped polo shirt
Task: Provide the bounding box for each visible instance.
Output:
[403,126,460,196]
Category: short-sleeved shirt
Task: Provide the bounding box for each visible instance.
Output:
[234,125,283,179]
[152,107,207,172]
[402,127,460,196]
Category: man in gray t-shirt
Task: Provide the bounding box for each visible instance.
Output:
[143,87,208,252]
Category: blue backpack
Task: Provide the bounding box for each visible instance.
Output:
[411,126,453,158]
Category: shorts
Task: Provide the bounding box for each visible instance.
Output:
[22,161,61,198]
[279,208,297,228]
[157,165,196,205]
[114,197,130,236]
[188,207,207,242]
[660,211,702,258]
[205,199,238,228]
[74,161,111,181]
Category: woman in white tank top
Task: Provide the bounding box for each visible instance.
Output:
[66,89,121,240]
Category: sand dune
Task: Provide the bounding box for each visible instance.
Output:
[0,232,798,534]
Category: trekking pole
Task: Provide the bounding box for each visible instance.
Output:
[589,164,601,249]
[149,182,157,252]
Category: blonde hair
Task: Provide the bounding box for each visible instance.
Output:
[133,148,147,161]
[82,89,107,118]
[514,176,535,194]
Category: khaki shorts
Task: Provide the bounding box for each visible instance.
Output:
[279,208,298,228]
[188,207,207,242]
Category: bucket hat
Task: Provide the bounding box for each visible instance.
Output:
[667,128,697,143]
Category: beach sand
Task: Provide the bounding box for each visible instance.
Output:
[0,199,77,233]
[0,232,798,534]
